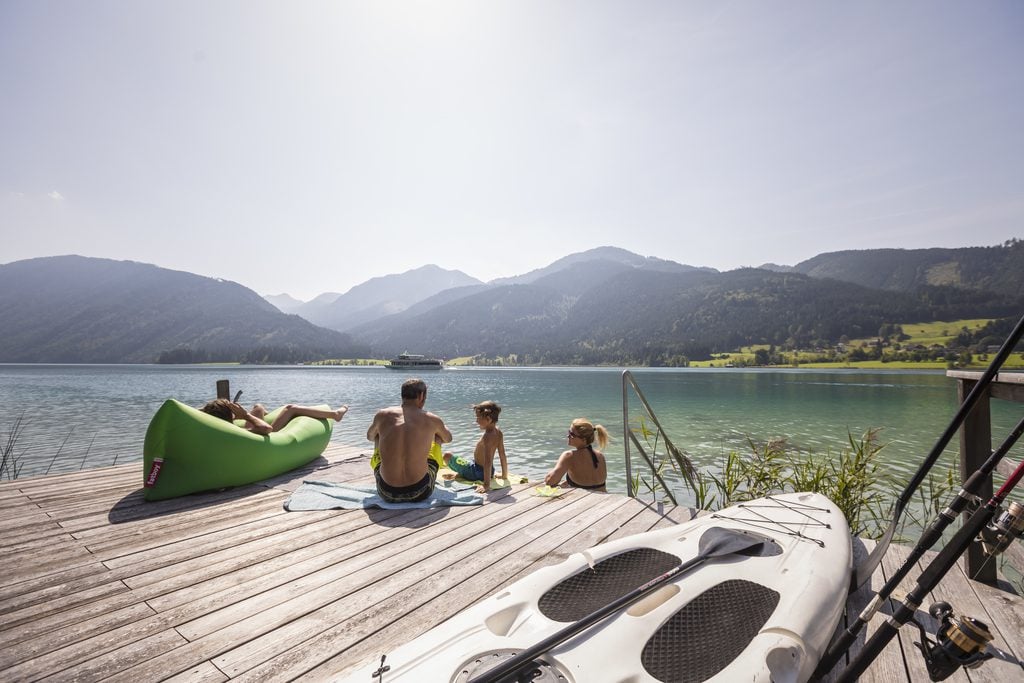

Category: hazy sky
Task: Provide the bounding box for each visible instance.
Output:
[2,1,1022,301]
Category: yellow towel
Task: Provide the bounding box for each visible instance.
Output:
[370,442,444,471]
[532,485,566,497]
[440,468,528,490]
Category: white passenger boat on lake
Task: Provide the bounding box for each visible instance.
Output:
[386,353,445,370]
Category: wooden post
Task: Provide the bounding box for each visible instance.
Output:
[957,377,995,584]
[216,379,230,400]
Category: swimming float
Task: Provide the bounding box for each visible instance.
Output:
[142,398,332,501]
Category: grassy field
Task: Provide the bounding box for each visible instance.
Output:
[315,318,1024,370]
[689,318,1024,370]
[851,318,994,348]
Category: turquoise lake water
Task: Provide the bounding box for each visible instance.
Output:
[1,364,1020,504]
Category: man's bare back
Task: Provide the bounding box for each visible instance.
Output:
[367,386,452,488]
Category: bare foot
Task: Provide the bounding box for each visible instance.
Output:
[333,406,349,421]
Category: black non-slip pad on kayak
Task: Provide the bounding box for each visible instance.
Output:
[537,548,682,622]
[641,579,780,683]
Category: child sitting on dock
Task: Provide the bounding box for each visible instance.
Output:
[443,401,509,493]
[200,399,348,436]
[545,418,609,491]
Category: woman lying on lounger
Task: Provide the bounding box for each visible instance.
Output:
[200,398,348,436]
[544,418,610,491]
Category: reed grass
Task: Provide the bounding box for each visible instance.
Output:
[627,419,963,540]
[1,412,27,480]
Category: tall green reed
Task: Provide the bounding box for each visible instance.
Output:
[1,412,27,480]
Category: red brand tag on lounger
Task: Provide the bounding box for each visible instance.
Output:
[145,458,164,487]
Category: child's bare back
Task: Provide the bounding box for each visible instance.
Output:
[443,401,508,493]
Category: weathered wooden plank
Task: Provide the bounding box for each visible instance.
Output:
[7,627,189,682]
[0,507,49,530]
[829,538,913,682]
[162,661,229,683]
[0,601,157,666]
[914,553,1020,683]
[178,486,566,641]
[236,493,632,681]
[0,578,129,631]
[93,490,591,682]
[966,572,1024,680]
[0,560,112,607]
[9,463,136,490]
[596,496,677,542]
[58,484,269,532]
[0,540,97,588]
[6,448,1024,683]
[0,508,401,663]
[0,520,74,551]
[212,493,616,679]
[1,483,538,679]
[128,506,405,595]
[68,487,286,541]
[882,544,969,682]
[88,497,292,561]
[818,538,875,682]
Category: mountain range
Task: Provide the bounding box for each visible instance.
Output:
[0,256,367,363]
[1,240,1021,364]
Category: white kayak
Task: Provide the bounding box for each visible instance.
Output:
[344,492,852,683]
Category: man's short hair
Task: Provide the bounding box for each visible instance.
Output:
[401,378,427,400]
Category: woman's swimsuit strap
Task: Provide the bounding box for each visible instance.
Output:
[565,473,606,490]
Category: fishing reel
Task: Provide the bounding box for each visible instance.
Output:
[980,500,1024,558]
[912,601,993,681]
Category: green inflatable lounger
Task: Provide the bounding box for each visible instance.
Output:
[142,399,333,501]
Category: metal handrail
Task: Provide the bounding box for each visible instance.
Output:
[621,370,698,504]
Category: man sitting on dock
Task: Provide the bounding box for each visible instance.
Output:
[367,378,452,503]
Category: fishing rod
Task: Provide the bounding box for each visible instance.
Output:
[852,313,1024,591]
[813,413,1024,677]
[836,454,1024,682]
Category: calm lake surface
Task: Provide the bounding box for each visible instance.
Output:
[2,364,1020,504]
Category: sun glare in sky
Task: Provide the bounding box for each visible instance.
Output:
[1,1,1021,300]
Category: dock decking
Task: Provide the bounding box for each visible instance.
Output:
[2,444,1023,681]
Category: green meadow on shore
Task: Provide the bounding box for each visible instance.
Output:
[312,319,1024,370]
[690,318,1024,370]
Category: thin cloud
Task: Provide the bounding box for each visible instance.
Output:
[47,190,65,201]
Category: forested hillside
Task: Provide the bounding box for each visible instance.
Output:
[0,256,367,363]
[3,242,1021,366]
[793,239,1024,293]
[352,263,1022,364]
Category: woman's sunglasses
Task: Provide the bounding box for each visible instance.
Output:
[567,430,580,439]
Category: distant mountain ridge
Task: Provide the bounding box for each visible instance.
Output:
[791,240,1024,293]
[347,242,1024,362]
[290,264,482,331]
[0,256,367,363]
[3,241,1021,364]
[489,246,711,285]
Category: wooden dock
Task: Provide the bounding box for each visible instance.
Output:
[2,444,1023,682]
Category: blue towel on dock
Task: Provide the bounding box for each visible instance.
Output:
[284,480,483,511]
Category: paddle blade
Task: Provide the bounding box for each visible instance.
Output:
[698,527,766,558]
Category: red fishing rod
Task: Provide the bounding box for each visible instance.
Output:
[837,453,1024,682]
[812,313,1024,678]
[813,413,1024,677]
[850,314,1024,592]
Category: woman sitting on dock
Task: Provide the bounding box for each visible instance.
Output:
[545,418,609,491]
[200,399,348,436]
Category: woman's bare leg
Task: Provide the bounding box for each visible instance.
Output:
[269,404,348,432]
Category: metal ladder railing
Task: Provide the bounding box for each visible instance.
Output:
[621,370,697,504]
